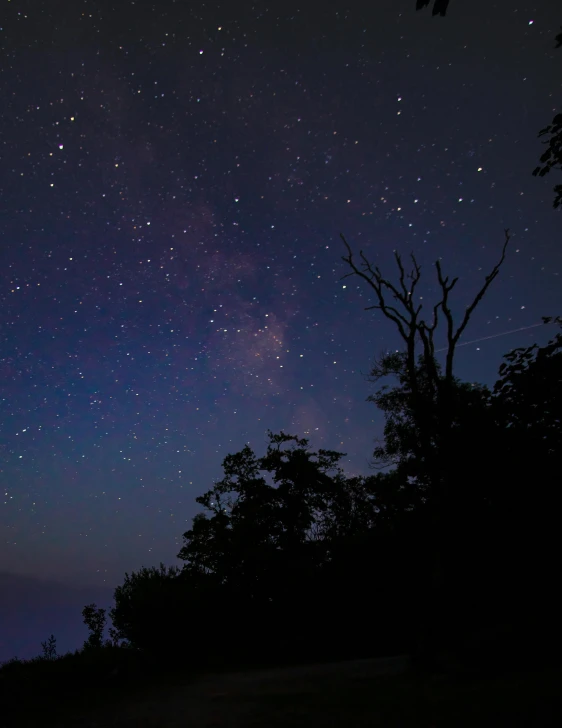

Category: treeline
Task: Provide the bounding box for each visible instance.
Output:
[105,317,561,672]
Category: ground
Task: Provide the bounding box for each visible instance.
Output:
[15,654,560,727]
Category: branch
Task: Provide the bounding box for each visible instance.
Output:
[440,229,510,383]
[454,228,510,345]
[408,253,423,300]
[341,234,411,343]
[341,234,425,347]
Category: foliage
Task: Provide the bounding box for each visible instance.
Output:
[365,350,500,544]
[533,113,562,209]
[104,309,562,671]
[82,603,108,650]
[178,430,350,590]
[177,429,403,609]
[108,432,419,665]
[40,634,57,661]
[109,564,187,657]
[366,351,493,471]
[490,317,562,590]
[494,316,562,453]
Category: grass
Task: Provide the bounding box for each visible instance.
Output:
[4,655,561,727]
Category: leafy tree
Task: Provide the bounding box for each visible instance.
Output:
[363,351,504,653]
[493,315,562,458]
[366,350,496,510]
[490,316,562,594]
[110,431,418,666]
[176,430,419,662]
[358,315,562,664]
[177,431,349,600]
[176,430,352,663]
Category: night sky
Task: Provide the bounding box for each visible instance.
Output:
[1,0,561,658]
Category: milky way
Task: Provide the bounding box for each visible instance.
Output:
[1,1,560,588]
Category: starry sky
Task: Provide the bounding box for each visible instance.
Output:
[1,0,560,614]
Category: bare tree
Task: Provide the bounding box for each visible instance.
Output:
[340,230,510,666]
[340,229,509,442]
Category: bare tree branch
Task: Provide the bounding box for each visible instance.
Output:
[340,234,413,343]
[340,228,511,500]
[439,228,511,383]
[342,229,511,389]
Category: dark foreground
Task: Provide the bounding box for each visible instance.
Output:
[4,654,562,727]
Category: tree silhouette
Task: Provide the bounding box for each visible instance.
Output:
[110,564,189,657]
[494,315,562,456]
[491,316,562,587]
[366,350,494,485]
[358,313,562,666]
[340,230,509,478]
[488,319,562,658]
[40,634,57,661]
[178,430,425,661]
[82,603,106,649]
[178,431,349,591]
[340,230,510,666]
[176,430,356,660]
[110,431,422,665]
